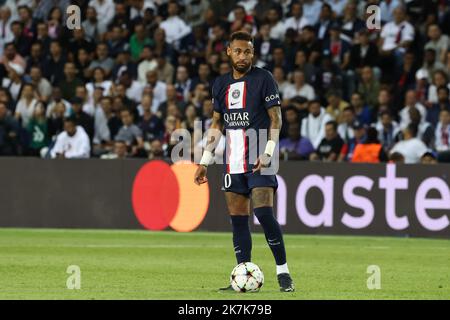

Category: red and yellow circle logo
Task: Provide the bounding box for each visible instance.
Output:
[132,160,209,232]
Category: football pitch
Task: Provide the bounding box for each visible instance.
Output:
[0,228,448,300]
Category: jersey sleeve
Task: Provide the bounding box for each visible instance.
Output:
[211,79,222,114]
[262,71,281,109]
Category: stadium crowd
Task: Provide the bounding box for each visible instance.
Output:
[0,0,450,164]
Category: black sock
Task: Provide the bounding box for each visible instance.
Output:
[254,206,286,265]
[230,215,252,263]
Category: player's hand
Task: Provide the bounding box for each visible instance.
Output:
[252,154,271,173]
[194,165,208,185]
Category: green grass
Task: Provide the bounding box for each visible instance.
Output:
[0,228,449,300]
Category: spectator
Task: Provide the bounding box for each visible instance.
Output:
[427,70,450,105]
[137,45,157,84]
[425,24,449,64]
[145,70,167,112]
[82,6,108,42]
[390,123,428,163]
[279,122,314,160]
[301,100,334,149]
[399,90,427,129]
[46,86,72,119]
[338,120,366,162]
[60,62,84,101]
[159,1,192,48]
[309,120,344,161]
[314,3,333,41]
[337,106,356,143]
[375,110,401,153]
[50,117,91,159]
[2,60,24,102]
[100,140,129,159]
[325,90,349,124]
[0,101,20,155]
[357,66,380,109]
[283,69,315,101]
[138,94,165,142]
[181,104,200,135]
[115,108,144,157]
[88,0,115,29]
[88,43,115,78]
[408,107,434,148]
[43,40,65,85]
[389,151,405,164]
[29,66,52,103]
[427,86,450,127]
[350,92,372,126]
[26,101,49,156]
[284,1,310,33]
[71,97,94,141]
[420,151,438,164]
[14,83,38,128]
[351,127,388,163]
[435,109,450,156]
[148,139,167,161]
[379,6,414,70]
[129,22,153,62]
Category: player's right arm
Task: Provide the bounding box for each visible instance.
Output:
[194,111,223,185]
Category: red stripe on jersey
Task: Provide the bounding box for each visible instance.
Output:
[243,129,248,172]
[225,85,230,110]
[242,82,247,108]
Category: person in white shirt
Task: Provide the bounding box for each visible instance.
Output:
[399,90,427,129]
[301,100,334,149]
[159,1,192,47]
[88,0,115,27]
[145,70,167,113]
[302,0,322,25]
[0,7,14,56]
[283,2,310,34]
[324,0,348,18]
[379,6,414,58]
[51,118,91,159]
[435,109,450,152]
[46,87,72,119]
[138,45,157,84]
[390,124,428,164]
[15,83,38,128]
[266,7,286,40]
[283,70,315,101]
[379,0,401,23]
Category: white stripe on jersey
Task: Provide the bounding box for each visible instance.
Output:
[227,81,246,109]
[227,129,246,174]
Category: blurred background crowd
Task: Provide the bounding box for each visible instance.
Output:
[0,0,449,164]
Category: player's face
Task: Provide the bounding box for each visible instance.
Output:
[227,40,254,74]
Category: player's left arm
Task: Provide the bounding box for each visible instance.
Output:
[253,105,282,172]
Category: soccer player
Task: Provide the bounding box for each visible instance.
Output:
[194,31,295,292]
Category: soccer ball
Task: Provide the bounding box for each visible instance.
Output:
[230,262,264,292]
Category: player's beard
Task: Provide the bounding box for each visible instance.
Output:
[231,60,251,74]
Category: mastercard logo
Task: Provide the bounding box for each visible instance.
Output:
[132,160,209,232]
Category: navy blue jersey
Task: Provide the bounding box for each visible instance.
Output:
[211,66,281,174]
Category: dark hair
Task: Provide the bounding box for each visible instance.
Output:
[308,99,321,106]
[365,127,379,143]
[437,85,450,96]
[389,152,405,162]
[326,120,338,131]
[229,31,253,45]
[379,110,392,118]
[64,117,77,125]
[406,123,418,137]
[343,106,355,113]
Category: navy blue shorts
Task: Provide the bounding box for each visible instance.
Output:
[222,171,278,196]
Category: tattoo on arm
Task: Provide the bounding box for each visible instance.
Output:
[204,111,223,153]
[267,106,282,144]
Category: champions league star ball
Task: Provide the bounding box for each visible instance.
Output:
[230,262,264,292]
